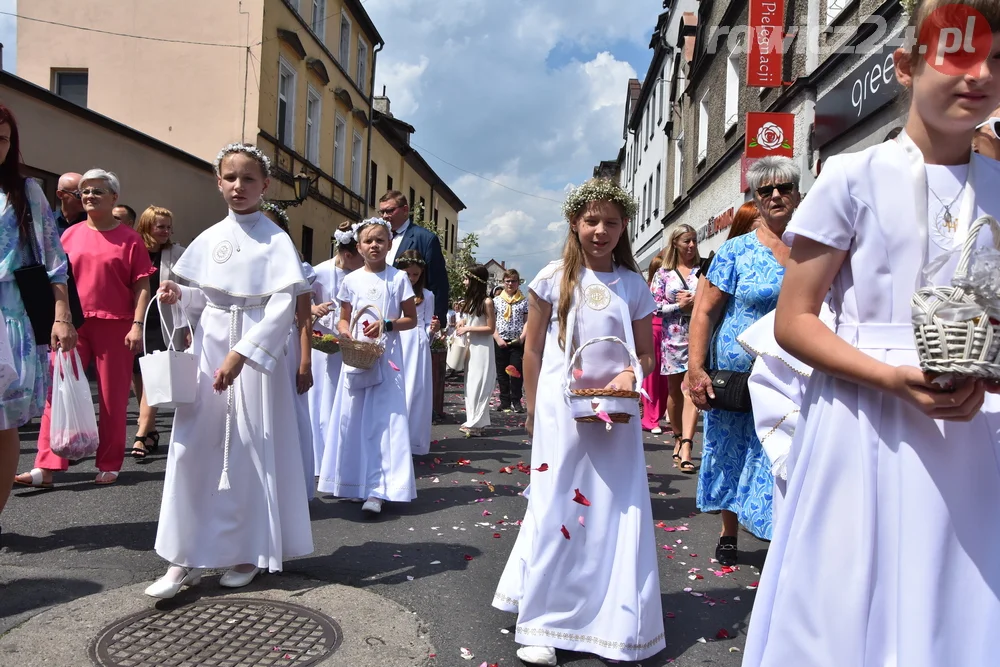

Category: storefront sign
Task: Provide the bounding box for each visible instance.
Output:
[814,32,903,147]
[745,112,795,158]
[747,0,785,87]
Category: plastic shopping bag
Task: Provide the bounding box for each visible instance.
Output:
[49,349,99,460]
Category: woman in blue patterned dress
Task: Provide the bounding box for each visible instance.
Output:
[685,156,800,565]
[0,104,76,535]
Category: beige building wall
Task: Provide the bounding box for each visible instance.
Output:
[3,78,226,245]
[17,0,264,163]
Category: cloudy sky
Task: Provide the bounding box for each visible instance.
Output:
[0,0,659,279]
[365,0,657,278]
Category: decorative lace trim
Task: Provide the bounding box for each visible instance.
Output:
[761,409,799,442]
[739,339,811,378]
[493,591,519,607]
[245,339,277,362]
[516,626,665,652]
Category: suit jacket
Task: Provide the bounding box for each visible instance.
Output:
[396,223,449,322]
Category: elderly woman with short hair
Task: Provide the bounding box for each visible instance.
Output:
[685,156,801,566]
[16,169,154,487]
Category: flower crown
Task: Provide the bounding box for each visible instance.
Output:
[351,217,393,239]
[215,142,271,176]
[260,200,289,227]
[900,0,916,16]
[467,271,487,284]
[395,256,426,267]
[334,228,356,247]
[561,178,638,222]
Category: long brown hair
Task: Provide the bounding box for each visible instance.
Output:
[728,201,760,241]
[662,224,700,271]
[395,249,427,304]
[0,105,28,239]
[461,264,490,317]
[646,250,664,285]
[557,201,641,350]
[136,206,174,251]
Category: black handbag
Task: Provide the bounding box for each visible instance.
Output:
[706,369,752,413]
[12,201,85,344]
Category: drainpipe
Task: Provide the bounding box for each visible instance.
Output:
[365,40,385,218]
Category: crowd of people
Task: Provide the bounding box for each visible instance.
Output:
[2,2,1000,664]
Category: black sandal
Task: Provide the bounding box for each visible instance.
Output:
[678,439,696,474]
[716,536,738,566]
[671,435,682,465]
[129,431,159,460]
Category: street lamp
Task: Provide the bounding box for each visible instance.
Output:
[271,172,315,208]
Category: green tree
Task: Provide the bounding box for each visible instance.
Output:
[447,232,479,301]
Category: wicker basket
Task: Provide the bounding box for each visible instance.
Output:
[912,215,1000,380]
[310,332,340,355]
[340,305,385,370]
[565,336,643,424]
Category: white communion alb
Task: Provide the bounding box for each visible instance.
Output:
[493,262,665,663]
[400,289,435,455]
[153,210,313,573]
[743,138,1000,667]
[461,309,495,429]
[317,267,417,502]
[308,260,347,470]
[287,261,317,500]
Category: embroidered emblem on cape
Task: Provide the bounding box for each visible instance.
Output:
[212,241,234,264]
[584,284,611,311]
[365,285,382,300]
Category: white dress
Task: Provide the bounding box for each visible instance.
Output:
[462,308,495,429]
[154,210,313,573]
[400,290,435,455]
[308,260,346,470]
[317,267,417,502]
[743,140,1000,666]
[287,262,317,500]
[493,263,664,662]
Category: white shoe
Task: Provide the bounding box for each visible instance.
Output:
[362,498,383,514]
[651,426,663,435]
[144,567,203,599]
[516,645,557,665]
[220,566,260,588]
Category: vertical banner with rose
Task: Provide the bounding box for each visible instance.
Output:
[742,112,795,191]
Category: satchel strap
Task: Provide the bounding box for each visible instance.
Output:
[18,191,43,267]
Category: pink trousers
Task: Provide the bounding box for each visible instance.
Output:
[641,316,670,430]
[35,318,134,472]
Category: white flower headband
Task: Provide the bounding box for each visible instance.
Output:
[214,142,271,176]
[352,217,393,239]
[260,201,289,227]
[334,228,356,246]
[562,178,638,222]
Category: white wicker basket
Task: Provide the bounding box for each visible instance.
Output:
[912,215,1000,380]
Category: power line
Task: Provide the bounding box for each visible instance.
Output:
[410,142,564,204]
[2,11,246,48]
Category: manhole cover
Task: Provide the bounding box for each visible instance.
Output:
[89,598,342,667]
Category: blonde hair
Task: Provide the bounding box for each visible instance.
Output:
[662,224,699,271]
[646,250,665,285]
[136,206,173,250]
[556,200,641,350]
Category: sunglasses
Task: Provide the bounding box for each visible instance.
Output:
[977,117,1000,140]
[755,182,796,199]
[80,188,109,196]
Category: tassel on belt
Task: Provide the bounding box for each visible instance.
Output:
[208,302,265,491]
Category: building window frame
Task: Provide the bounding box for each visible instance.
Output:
[356,36,369,92]
[351,131,363,194]
[277,57,297,148]
[386,174,393,192]
[725,48,740,132]
[654,163,661,218]
[673,133,684,202]
[311,0,327,43]
[825,0,854,26]
[52,69,89,107]
[305,85,322,165]
[339,10,352,69]
[333,114,347,183]
[301,225,314,265]
[697,95,709,165]
[369,161,378,208]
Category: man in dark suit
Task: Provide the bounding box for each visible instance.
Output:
[379,190,450,323]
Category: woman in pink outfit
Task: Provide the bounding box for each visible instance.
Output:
[641,250,669,434]
[15,169,153,487]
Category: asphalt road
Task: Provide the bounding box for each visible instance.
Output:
[0,380,767,666]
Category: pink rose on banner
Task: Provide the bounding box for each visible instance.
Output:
[755,122,788,151]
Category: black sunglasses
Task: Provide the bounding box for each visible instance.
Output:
[755,182,796,199]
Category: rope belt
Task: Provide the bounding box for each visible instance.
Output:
[208,302,265,491]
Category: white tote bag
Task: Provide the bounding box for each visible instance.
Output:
[138,297,197,408]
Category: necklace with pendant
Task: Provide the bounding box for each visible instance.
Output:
[232,212,262,252]
[927,183,965,248]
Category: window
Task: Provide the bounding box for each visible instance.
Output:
[333,115,346,182]
[311,0,327,42]
[419,197,426,224]
[445,218,450,250]
[53,69,88,107]
[351,132,363,193]
[654,163,661,217]
[369,162,378,207]
[644,106,649,149]
[277,58,297,147]
[647,175,653,225]
[357,37,368,91]
[386,174,393,192]
[433,207,439,230]
[725,49,740,131]
[650,88,656,139]
[642,183,648,227]
[409,187,416,219]
[339,11,352,68]
[305,86,321,164]
[451,224,456,253]
[826,0,851,24]
[697,96,709,164]
[301,225,314,265]
[658,65,665,123]
[673,134,684,201]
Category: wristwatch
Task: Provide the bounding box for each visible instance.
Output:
[383,319,394,333]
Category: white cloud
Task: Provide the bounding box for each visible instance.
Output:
[366,0,657,279]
